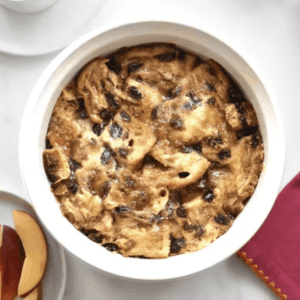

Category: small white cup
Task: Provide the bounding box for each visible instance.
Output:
[0,0,57,13]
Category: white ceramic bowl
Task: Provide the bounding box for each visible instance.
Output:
[19,21,285,280]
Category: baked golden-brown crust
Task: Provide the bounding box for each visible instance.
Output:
[43,43,264,258]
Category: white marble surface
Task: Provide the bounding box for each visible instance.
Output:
[0,0,299,298]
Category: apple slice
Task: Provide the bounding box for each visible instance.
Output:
[0,224,26,300]
[23,282,43,300]
[12,211,47,297]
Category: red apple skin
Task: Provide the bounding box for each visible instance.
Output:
[0,225,26,300]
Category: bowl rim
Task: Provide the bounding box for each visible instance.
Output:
[19,19,285,280]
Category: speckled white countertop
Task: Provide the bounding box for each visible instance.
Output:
[1,0,299,299]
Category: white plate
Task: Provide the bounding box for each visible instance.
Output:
[0,190,67,300]
[0,0,105,56]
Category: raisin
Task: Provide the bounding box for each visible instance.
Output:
[88,233,103,244]
[105,57,122,74]
[170,237,185,253]
[119,111,130,122]
[208,97,215,105]
[205,82,215,92]
[143,155,155,164]
[178,50,187,61]
[155,51,177,62]
[105,93,120,109]
[183,223,194,231]
[109,123,123,139]
[118,148,128,158]
[192,143,202,154]
[218,150,231,160]
[235,102,245,114]
[187,91,201,107]
[77,97,88,119]
[215,214,230,225]
[46,138,52,149]
[194,56,203,67]
[69,158,80,173]
[101,147,114,165]
[103,243,119,252]
[47,174,57,183]
[228,214,236,220]
[129,86,142,100]
[176,207,187,218]
[251,133,259,148]
[170,118,183,129]
[115,206,130,213]
[151,107,158,120]
[92,123,105,136]
[128,62,143,74]
[99,181,111,199]
[99,109,114,122]
[237,126,258,139]
[178,172,190,178]
[165,86,182,100]
[194,225,205,238]
[203,189,214,202]
[80,228,98,237]
[182,102,192,110]
[228,82,245,103]
[67,179,78,194]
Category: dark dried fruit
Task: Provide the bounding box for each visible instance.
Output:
[176,207,187,218]
[251,133,259,148]
[69,158,80,173]
[129,86,142,100]
[103,243,119,252]
[192,143,202,154]
[228,214,236,220]
[155,51,177,62]
[88,233,103,244]
[78,97,88,119]
[120,111,131,122]
[178,50,187,61]
[47,174,57,184]
[194,56,203,66]
[105,57,122,74]
[170,237,185,253]
[80,228,98,237]
[151,107,158,120]
[128,62,142,74]
[208,97,215,105]
[99,109,114,122]
[46,138,52,149]
[99,181,111,199]
[228,82,245,103]
[143,155,155,164]
[115,206,130,213]
[105,93,120,109]
[182,102,192,110]
[218,149,231,160]
[67,179,78,194]
[215,214,230,225]
[164,86,182,101]
[237,126,258,140]
[178,172,190,178]
[205,82,215,92]
[203,189,214,202]
[101,147,114,165]
[184,224,204,238]
[110,123,123,139]
[170,118,183,129]
[118,148,128,158]
[182,146,193,153]
[92,123,106,136]
[187,91,201,107]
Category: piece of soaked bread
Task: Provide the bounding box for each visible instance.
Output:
[43,43,264,258]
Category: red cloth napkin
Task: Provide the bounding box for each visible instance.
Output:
[237,173,300,299]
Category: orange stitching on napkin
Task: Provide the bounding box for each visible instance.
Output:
[236,251,287,299]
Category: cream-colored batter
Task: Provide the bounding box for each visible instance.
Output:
[43,43,264,258]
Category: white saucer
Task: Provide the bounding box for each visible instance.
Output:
[0,0,104,56]
[0,190,67,300]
